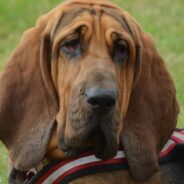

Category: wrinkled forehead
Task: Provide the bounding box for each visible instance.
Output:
[51,3,133,40]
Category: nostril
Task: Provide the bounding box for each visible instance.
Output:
[86,87,117,109]
[87,97,100,107]
[105,97,116,107]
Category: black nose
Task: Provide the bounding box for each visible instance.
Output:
[86,87,117,109]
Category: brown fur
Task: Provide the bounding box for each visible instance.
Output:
[0,0,179,183]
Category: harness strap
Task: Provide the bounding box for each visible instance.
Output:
[27,130,184,184]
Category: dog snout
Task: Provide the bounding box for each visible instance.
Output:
[86,87,117,109]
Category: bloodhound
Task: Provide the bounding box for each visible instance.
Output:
[0,0,182,183]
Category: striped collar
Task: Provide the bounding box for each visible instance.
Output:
[27,130,184,184]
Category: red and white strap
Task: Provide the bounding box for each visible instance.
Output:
[28,130,184,184]
[160,130,184,157]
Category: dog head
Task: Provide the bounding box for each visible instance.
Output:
[0,0,179,181]
[51,2,142,160]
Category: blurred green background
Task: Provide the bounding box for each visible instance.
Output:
[0,0,184,183]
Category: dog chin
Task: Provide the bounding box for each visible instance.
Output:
[57,104,120,160]
[58,124,118,160]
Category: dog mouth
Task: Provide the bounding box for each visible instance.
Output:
[89,127,118,159]
[60,128,118,160]
[59,109,120,160]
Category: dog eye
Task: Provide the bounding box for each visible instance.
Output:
[113,40,128,64]
[61,39,81,58]
[64,39,80,52]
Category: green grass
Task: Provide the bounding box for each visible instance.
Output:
[0,0,184,182]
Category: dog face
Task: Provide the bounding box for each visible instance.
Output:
[50,6,139,159]
[0,0,179,182]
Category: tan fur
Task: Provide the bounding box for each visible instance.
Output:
[0,0,179,183]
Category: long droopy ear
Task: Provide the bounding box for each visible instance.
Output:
[0,16,58,170]
[120,14,179,181]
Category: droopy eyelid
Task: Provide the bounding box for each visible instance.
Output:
[60,33,80,47]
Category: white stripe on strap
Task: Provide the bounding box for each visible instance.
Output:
[172,131,184,143]
[42,151,125,184]
[160,139,176,157]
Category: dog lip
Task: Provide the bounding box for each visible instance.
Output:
[64,149,79,158]
[58,107,119,160]
[58,135,72,152]
[89,126,118,160]
[59,142,70,152]
[59,130,117,160]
